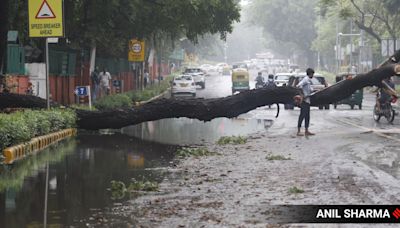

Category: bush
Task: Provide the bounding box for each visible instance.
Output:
[0,109,76,151]
[93,75,173,110]
[94,94,133,110]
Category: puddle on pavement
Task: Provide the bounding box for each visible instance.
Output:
[0,132,177,227]
[122,117,274,145]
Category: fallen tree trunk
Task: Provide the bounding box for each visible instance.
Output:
[76,86,300,130]
[1,63,400,130]
[76,63,400,130]
[0,92,48,109]
[310,64,400,106]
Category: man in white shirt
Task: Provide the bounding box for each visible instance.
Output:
[296,68,315,136]
[99,68,111,95]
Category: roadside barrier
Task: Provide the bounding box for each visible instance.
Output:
[2,128,77,164]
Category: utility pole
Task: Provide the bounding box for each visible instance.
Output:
[336,21,339,74]
[350,20,353,69]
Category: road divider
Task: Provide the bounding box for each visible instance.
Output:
[2,128,77,164]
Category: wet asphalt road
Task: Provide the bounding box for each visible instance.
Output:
[122,70,400,227]
[192,70,400,183]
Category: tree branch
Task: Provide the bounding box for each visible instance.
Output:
[354,19,381,43]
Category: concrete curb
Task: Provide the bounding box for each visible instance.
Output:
[2,128,77,164]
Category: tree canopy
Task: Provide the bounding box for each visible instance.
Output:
[1,0,241,68]
[248,0,318,66]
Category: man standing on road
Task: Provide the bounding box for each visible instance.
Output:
[99,68,111,96]
[296,68,315,136]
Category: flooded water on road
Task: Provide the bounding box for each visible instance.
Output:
[0,133,177,227]
[122,117,274,145]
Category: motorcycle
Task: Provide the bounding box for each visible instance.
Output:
[255,80,265,89]
[373,97,397,123]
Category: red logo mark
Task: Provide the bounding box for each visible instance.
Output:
[392,208,400,219]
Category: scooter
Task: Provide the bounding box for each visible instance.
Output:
[255,80,265,89]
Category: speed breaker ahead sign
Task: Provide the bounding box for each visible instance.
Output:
[128,39,145,62]
[28,0,64,37]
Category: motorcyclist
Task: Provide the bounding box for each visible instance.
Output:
[255,72,265,88]
[376,77,397,112]
[256,72,264,83]
[265,74,276,88]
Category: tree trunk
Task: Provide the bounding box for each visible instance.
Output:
[2,52,400,130]
[0,0,9,73]
[0,93,48,109]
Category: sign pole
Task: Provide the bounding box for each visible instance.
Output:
[87,86,92,110]
[45,38,50,109]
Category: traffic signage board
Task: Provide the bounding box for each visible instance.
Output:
[128,39,145,62]
[28,0,64,37]
[74,86,88,96]
[113,80,122,87]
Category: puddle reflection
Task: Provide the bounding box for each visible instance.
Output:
[0,133,176,227]
[123,118,274,145]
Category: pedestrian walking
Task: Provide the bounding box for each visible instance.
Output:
[99,68,111,96]
[90,66,100,101]
[296,68,315,136]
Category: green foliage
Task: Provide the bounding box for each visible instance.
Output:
[126,76,172,102]
[110,180,127,200]
[109,179,159,200]
[94,94,133,110]
[216,136,247,145]
[94,76,173,110]
[266,155,291,161]
[249,0,317,59]
[288,186,305,194]
[176,147,218,158]
[70,104,97,111]
[7,0,240,58]
[0,109,76,151]
[128,180,159,192]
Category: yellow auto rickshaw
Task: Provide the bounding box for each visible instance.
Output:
[231,68,250,94]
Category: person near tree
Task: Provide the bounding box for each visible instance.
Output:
[296,68,315,136]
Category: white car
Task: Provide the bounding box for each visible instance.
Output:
[200,64,216,75]
[274,73,293,87]
[184,67,205,89]
[171,75,196,97]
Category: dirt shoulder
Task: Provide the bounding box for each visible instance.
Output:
[114,108,400,227]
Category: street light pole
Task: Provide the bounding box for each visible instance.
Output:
[337,32,361,73]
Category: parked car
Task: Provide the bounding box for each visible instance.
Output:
[274,73,293,87]
[171,75,196,97]
[333,73,363,109]
[183,67,205,89]
[285,73,329,110]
